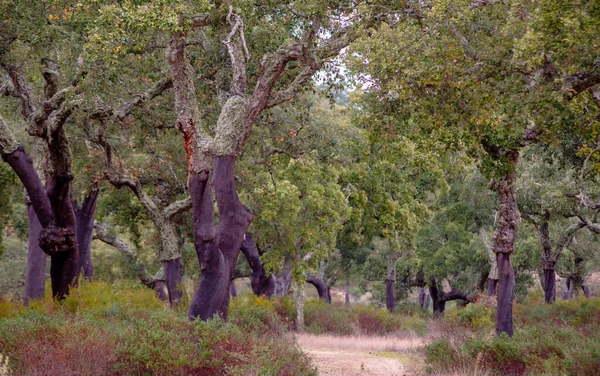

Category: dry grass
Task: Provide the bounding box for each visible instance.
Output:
[297,333,425,352]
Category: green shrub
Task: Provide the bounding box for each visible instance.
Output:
[303,300,357,335]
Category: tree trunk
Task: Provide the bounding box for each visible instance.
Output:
[163,257,183,307]
[24,204,47,305]
[385,253,398,313]
[274,255,292,297]
[45,176,79,300]
[582,280,592,298]
[477,270,489,294]
[429,279,446,314]
[294,282,305,332]
[240,232,274,297]
[488,279,497,296]
[74,189,99,279]
[543,264,556,304]
[188,157,252,321]
[230,280,237,297]
[418,286,426,308]
[492,150,520,337]
[345,280,350,307]
[306,274,331,303]
[478,225,498,296]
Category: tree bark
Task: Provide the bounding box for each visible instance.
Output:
[73,189,99,279]
[188,158,252,321]
[240,232,274,297]
[429,276,475,314]
[230,280,237,297]
[491,150,520,337]
[385,252,398,313]
[164,257,183,306]
[45,176,79,300]
[24,204,47,305]
[345,280,350,307]
[488,278,497,296]
[294,281,305,332]
[274,255,293,296]
[306,274,331,303]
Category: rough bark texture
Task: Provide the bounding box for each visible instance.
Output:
[306,274,331,303]
[74,189,99,279]
[294,282,305,332]
[24,204,47,305]
[492,150,519,337]
[240,232,274,297]
[45,176,79,300]
[164,257,183,307]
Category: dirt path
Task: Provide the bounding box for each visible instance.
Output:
[297,334,423,376]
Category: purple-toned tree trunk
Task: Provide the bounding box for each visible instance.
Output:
[187,159,252,321]
[345,280,350,307]
[240,232,274,297]
[2,146,77,300]
[385,278,395,313]
[306,274,331,303]
[488,279,497,296]
[45,176,79,299]
[429,276,475,314]
[74,189,99,279]
[230,281,237,297]
[164,257,183,306]
[24,204,47,305]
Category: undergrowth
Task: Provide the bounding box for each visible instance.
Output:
[0,281,316,376]
[424,293,600,376]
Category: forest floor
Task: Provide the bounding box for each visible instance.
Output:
[297,333,425,376]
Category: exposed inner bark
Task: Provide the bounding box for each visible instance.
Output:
[74,189,99,279]
[306,274,331,303]
[24,204,47,305]
[240,232,274,297]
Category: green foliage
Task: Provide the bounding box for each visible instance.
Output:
[425,297,600,376]
[0,282,317,376]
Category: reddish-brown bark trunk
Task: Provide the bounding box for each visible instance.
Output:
[24,204,47,305]
[74,189,99,279]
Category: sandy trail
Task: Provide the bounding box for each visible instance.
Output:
[297,334,423,376]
